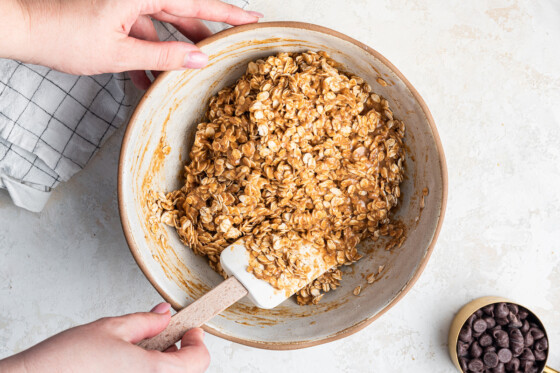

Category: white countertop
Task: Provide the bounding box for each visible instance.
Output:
[1,1,559,371]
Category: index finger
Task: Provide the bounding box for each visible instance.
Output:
[167,328,210,372]
[144,0,262,25]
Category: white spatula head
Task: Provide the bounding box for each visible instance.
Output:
[220,240,332,309]
[138,240,333,350]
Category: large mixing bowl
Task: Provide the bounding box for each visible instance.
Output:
[118,22,447,349]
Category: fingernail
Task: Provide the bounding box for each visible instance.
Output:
[151,302,171,314]
[183,51,208,69]
[196,328,205,339]
[247,11,264,18]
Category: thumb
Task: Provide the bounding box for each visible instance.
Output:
[117,38,208,72]
[109,303,172,343]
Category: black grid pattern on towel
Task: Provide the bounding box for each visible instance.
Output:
[0,59,132,186]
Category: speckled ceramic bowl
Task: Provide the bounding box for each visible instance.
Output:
[118,22,447,349]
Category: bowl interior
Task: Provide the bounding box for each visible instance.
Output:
[119,22,446,349]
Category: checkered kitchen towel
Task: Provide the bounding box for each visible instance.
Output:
[0,0,248,212]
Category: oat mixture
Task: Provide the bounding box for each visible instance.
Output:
[153,51,405,305]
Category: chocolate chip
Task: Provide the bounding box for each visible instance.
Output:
[473,319,488,333]
[505,357,520,371]
[533,349,547,361]
[485,345,497,353]
[470,341,483,358]
[519,359,534,371]
[483,304,495,316]
[495,303,509,318]
[458,340,470,356]
[518,308,529,320]
[459,356,469,372]
[493,330,509,348]
[524,331,534,347]
[496,317,509,326]
[520,348,535,361]
[473,330,484,339]
[510,329,524,356]
[512,346,524,358]
[475,309,484,318]
[529,327,545,340]
[534,337,548,352]
[479,333,493,347]
[467,313,478,327]
[482,316,496,329]
[508,313,523,329]
[492,362,505,373]
[492,325,502,331]
[507,304,519,315]
[459,325,473,343]
[510,329,523,341]
[521,320,530,334]
[497,348,513,363]
[468,358,484,372]
[484,352,499,368]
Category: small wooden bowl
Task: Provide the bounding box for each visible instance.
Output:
[449,296,557,373]
[119,22,447,349]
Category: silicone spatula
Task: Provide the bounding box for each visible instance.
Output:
[137,239,332,351]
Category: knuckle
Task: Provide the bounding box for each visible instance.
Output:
[96,316,115,327]
[94,317,120,332]
[156,46,173,70]
[223,4,235,23]
[111,44,132,72]
[97,315,134,336]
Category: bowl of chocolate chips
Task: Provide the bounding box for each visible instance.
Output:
[449,296,556,373]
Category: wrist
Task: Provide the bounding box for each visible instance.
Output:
[0,352,28,373]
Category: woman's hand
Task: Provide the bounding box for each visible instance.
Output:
[1,0,262,88]
[0,303,210,373]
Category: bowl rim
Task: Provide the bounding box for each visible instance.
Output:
[118,21,449,350]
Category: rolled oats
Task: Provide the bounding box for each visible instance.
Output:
[154,51,406,305]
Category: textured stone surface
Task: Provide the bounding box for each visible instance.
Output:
[1,0,559,371]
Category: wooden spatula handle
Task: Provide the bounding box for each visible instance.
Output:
[137,277,248,351]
